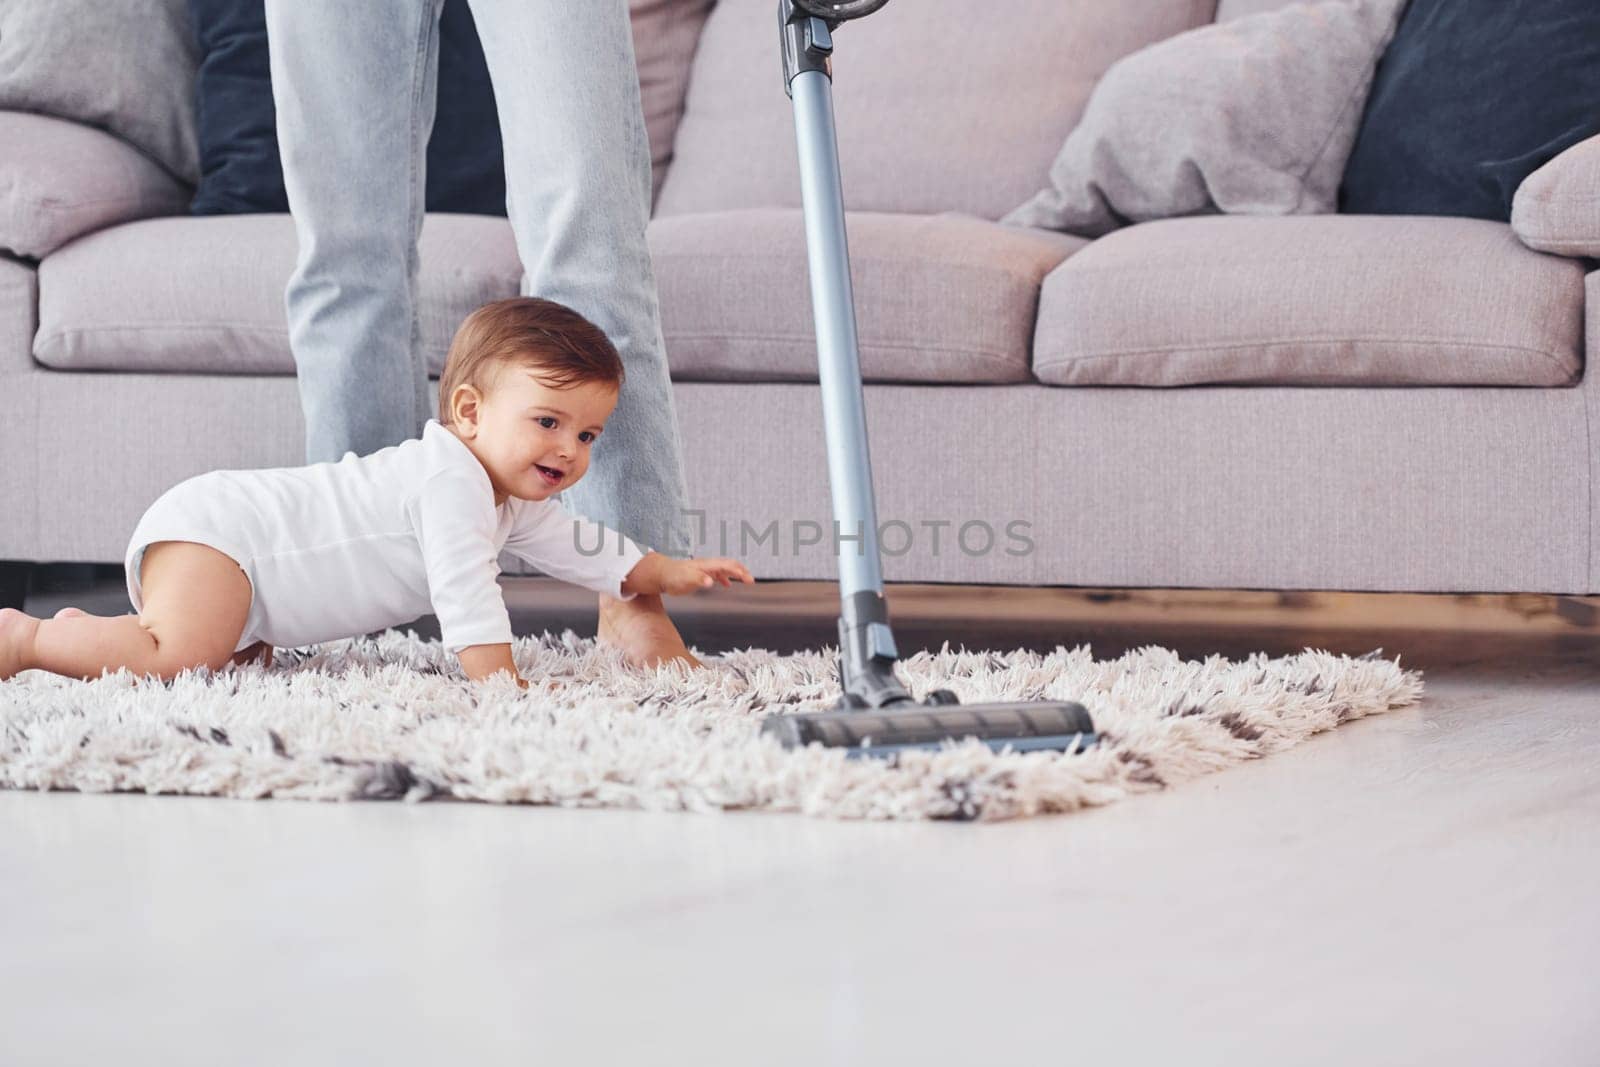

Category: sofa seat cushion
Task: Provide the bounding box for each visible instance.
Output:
[1033,215,1586,387]
[650,209,1086,383]
[34,214,522,374]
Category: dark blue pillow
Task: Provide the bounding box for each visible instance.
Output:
[1338,0,1600,222]
[189,0,506,216]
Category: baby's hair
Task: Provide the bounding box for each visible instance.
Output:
[438,297,625,425]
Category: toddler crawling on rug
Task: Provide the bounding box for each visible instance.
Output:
[0,297,752,688]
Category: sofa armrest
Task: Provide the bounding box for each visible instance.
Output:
[1512,134,1600,259]
[0,111,191,260]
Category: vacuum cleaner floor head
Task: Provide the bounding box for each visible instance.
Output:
[762,700,1096,758]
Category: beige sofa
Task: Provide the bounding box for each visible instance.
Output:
[2,0,1597,611]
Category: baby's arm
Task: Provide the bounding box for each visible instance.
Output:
[457,643,524,687]
[412,469,524,686]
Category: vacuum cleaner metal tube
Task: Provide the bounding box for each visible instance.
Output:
[791,68,883,607]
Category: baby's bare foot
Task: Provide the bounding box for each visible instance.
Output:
[0,608,41,681]
[53,607,87,620]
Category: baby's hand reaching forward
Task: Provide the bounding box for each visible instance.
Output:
[620,552,756,597]
[659,556,755,596]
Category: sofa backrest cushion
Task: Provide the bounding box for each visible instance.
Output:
[189,0,505,216]
[654,0,1216,220]
[1338,0,1600,222]
[1001,0,1402,238]
[0,0,200,183]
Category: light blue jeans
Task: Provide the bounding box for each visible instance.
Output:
[263,0,691,557]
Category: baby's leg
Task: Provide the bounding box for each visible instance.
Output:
[32,608,269,668]
[0,607,85,678]
[10,541,251,682]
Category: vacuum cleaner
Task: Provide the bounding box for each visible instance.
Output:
[759,0,1097,758]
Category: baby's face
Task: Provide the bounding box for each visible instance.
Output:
[473,370,619,504]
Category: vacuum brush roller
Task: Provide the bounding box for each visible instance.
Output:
[761,699,1096,758]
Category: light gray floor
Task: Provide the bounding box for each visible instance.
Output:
[2,645,1596,1066]
[5,576,1599,1062]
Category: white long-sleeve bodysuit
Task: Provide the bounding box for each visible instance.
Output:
[123,420,647,654]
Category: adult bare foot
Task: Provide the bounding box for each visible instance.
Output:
[596,592,702,670]
[0,607,40,681]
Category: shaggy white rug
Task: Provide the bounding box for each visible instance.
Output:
[0,630,1422,821]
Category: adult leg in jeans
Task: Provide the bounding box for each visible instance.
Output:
[469,0,701,669]
[264,0,441,464]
